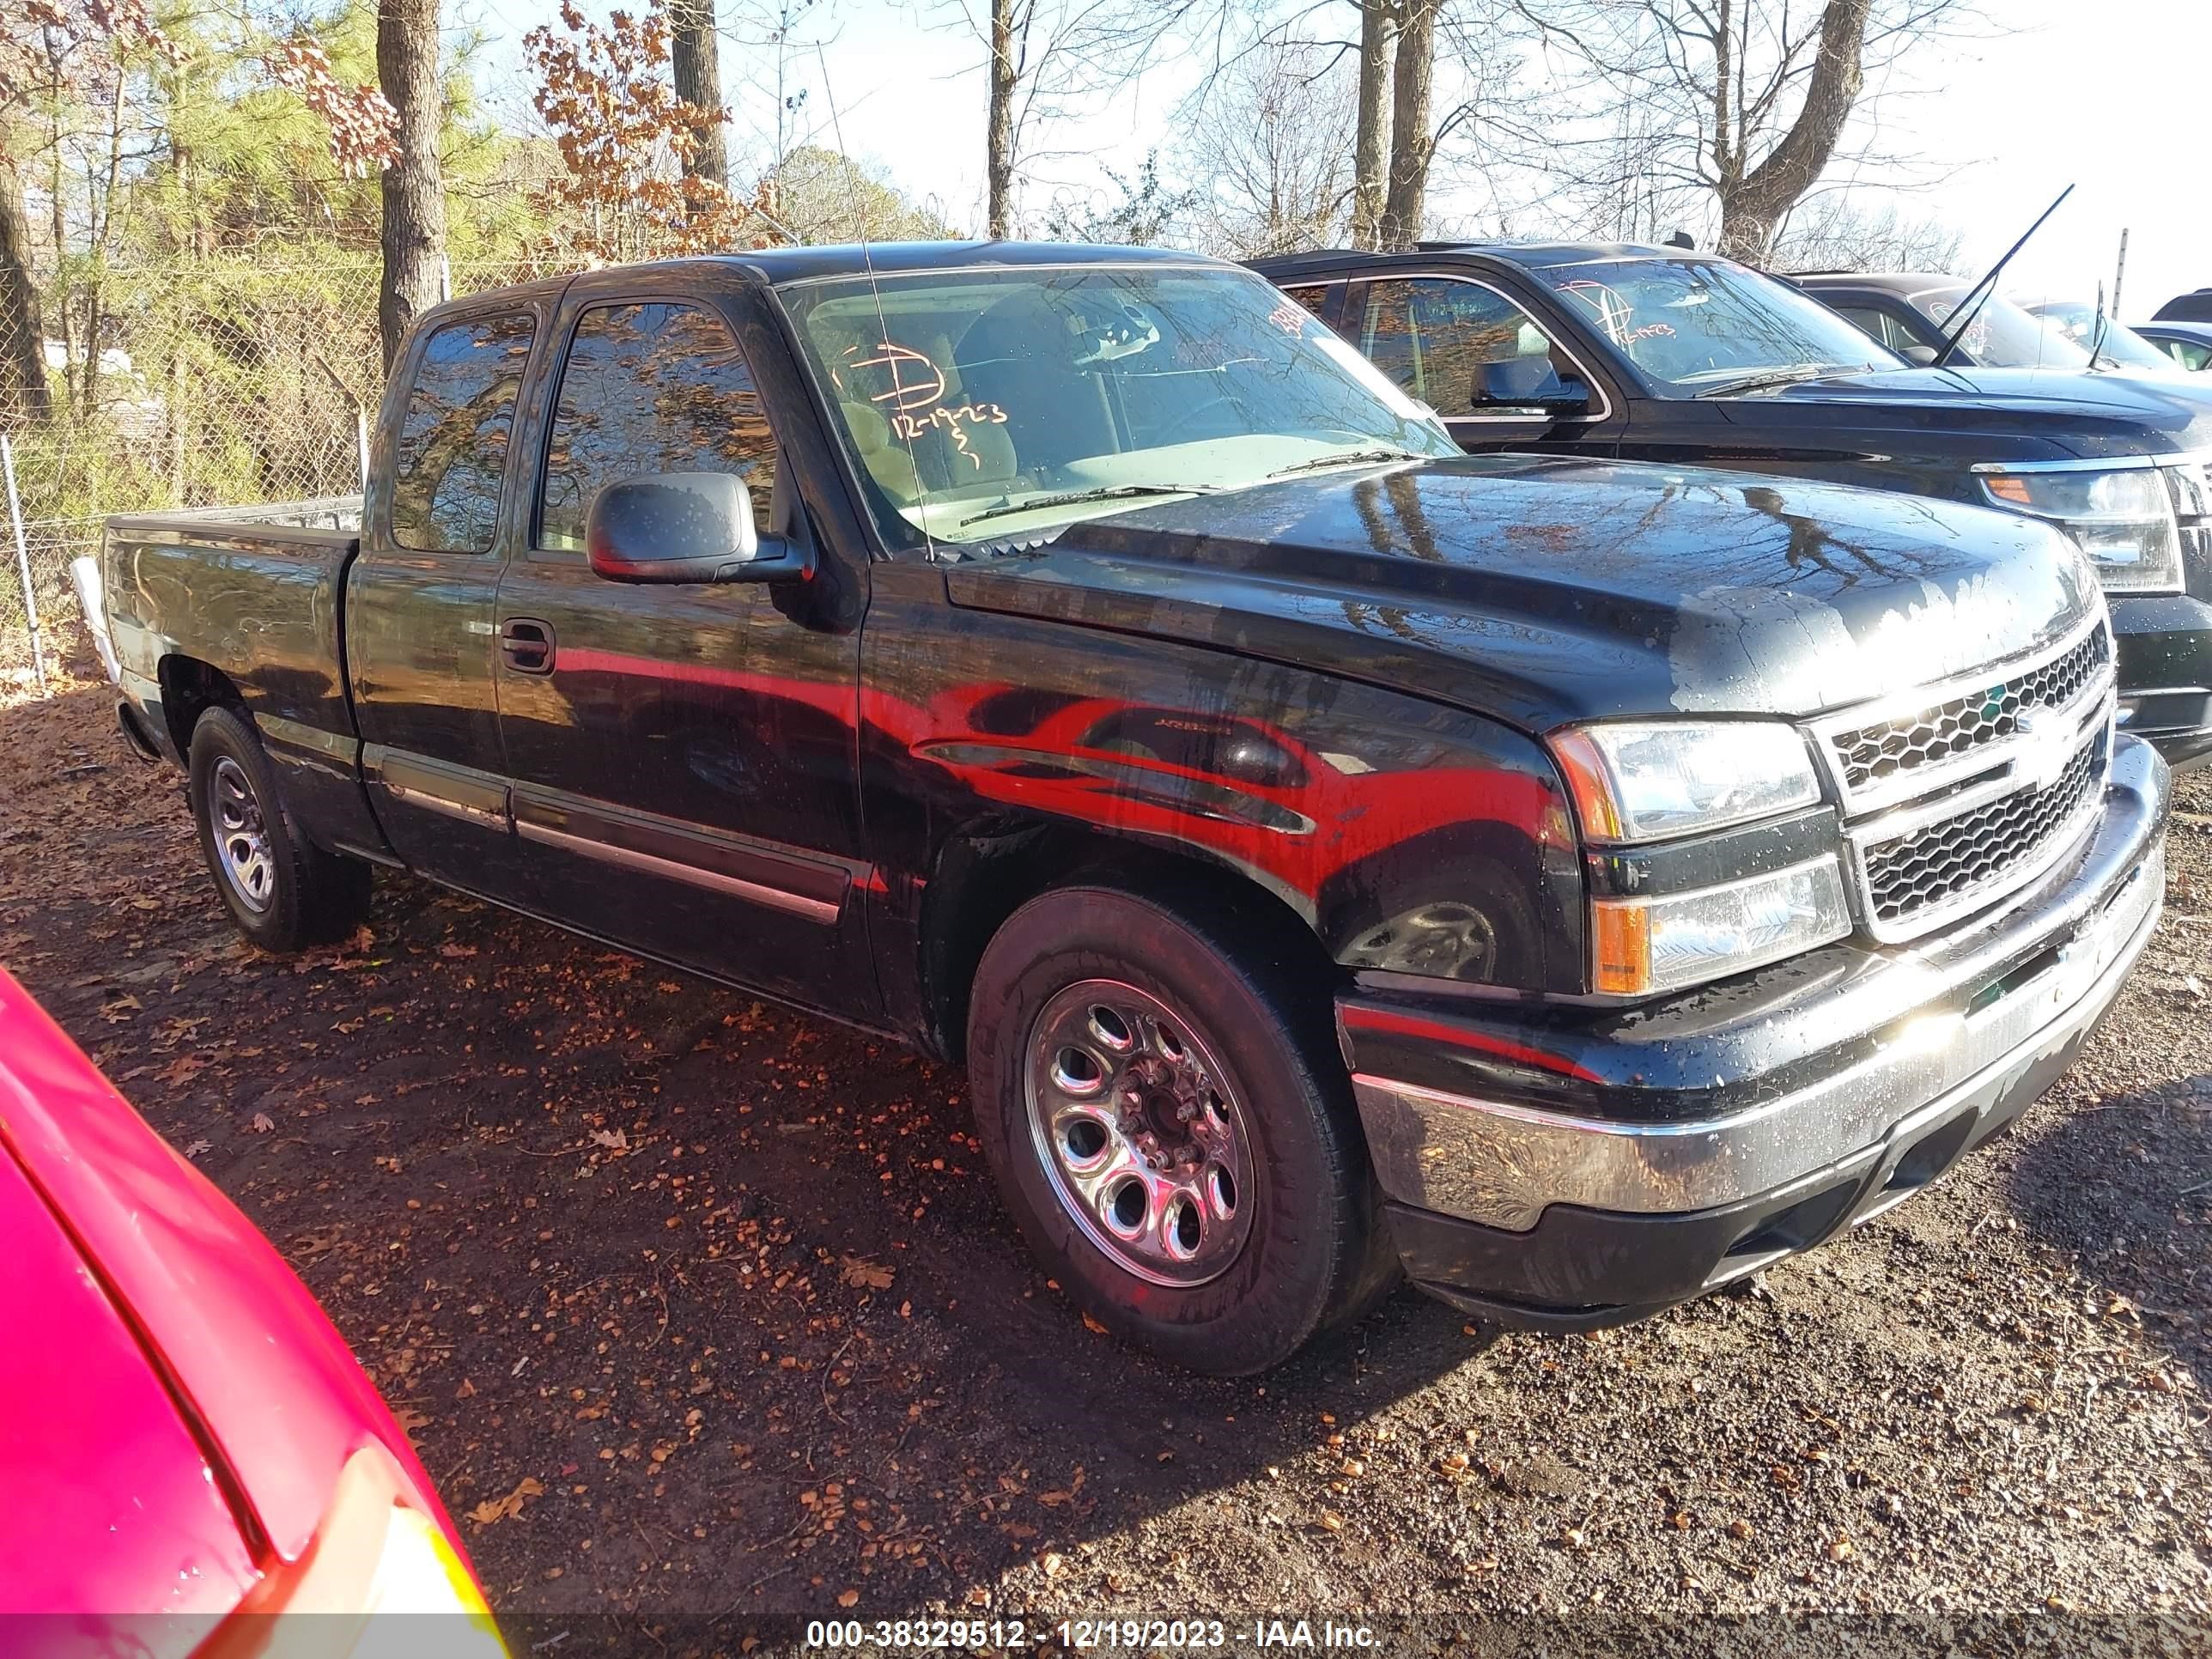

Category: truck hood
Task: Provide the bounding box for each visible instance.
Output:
[946,454,2101,732]
[1720,364,2212,460]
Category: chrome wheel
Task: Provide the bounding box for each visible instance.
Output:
[210,756,275,914]
[1024,979,1256,1287]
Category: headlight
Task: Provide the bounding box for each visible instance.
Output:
[1550,720,1821,842]
[1551,720,1847,996]
[1979,465,2183,593]
[1592,854,1852,996]
[197,1446,508,1659]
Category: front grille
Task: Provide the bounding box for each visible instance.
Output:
[1860,732,2104,927]
[1828,623,2110,793]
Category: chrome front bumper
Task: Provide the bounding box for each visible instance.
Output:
[1350,735,2169,1233]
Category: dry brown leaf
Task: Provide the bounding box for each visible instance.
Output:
[836,1589,860,1608]
[1037,1468,1086,1507]
[1080,1311,1109,1336]
[589,1127,629,1152]
[249,1112,275,1133]
[840,1255,893,1291]
[466,1475,545,1526]
[438,942,478,959]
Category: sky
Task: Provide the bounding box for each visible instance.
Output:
[454,0,2212,323]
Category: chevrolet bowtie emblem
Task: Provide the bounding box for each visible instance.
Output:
[2013,708,2075,793]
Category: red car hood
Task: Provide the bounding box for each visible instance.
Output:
[0,971,468,1613]
[0,1147,258,1624]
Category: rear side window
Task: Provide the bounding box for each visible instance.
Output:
[391,313,535,554]
[1830,303,1918,354]
[538,301,778,551]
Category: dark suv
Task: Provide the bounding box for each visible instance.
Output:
[1252,243,2212,767]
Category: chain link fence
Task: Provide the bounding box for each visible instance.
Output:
[0,252,569,680]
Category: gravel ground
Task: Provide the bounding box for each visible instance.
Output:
[3,678,2209,1652]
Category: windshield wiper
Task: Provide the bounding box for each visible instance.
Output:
[1264,447,1430,478]
[1691,364,1837,398]
[957,483,1218,528]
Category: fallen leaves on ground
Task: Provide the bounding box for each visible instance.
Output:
[467,1475,544,1527]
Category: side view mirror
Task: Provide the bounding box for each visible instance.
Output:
[1899,343,1940,367]
[1470,356,1591,416]
[586,472,813,585]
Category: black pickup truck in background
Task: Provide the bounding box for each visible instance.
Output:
[1253,244,2212,768]
[87,242,2167,1371]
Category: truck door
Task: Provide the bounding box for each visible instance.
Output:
[1344,273,1624,457]
[492,281,872,1016]
[349,302,541,902]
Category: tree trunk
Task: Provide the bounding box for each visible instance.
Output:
[376,0,448,374]
[1715,0,1874,260]
[670,0,729,191]
[1380,0,1434,251]
[0,151,51,425]
[1352,0,1398,251]
[986,0,1017,238]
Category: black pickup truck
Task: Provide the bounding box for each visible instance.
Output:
[1253,243,2212,768]
[87,242,2168,1373]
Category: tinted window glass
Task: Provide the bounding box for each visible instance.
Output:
[779,265,1455,549]
[1538,258,1897,389]
[392,313,534,553]
[1830,304,1912,352]
[1358,278,1579,416]
[1281,284,1332,319]
[538,302,777,551]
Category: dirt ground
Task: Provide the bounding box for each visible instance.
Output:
[4,677,2211,1650]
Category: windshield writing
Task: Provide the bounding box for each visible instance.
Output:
[778,265,1459,547]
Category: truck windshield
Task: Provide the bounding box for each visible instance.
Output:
[1911,286,2094,370]
[1539,257,1899,392]
[776,264,1460,547]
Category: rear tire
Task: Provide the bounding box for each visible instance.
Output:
[967,882,1397,1374]
[187,706,370,951]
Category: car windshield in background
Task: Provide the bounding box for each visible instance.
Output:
[1538,257,1899,392]
[1914,287,2093,370]
[2027,301,2179,373]
[776,264,1460,547]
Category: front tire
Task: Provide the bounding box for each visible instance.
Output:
[187,706,370,951]
[967,883,1396,1374]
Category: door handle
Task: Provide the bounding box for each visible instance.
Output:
[500,617,556,674]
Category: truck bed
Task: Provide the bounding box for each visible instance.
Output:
[100,495,379,863]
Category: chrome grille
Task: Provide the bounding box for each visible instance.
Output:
[1860,732,2105,929]
[1827,623,2111,794]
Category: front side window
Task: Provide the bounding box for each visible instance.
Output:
[538,301,778,551]
[2163,338,2211,372]
[1358,277,1584,416]
[777,264,1458,549]
[391,313,535,553]
[1537,258,1899,392]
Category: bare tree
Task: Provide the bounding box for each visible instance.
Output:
[1182,39,1356,256]
[377,0,447,371]
[934,0,1180,238]
[1511,0,1968,260]
[669,0,731,190]
[1378,0,1436,247]
[1771,194,1965,273]
[1351,0,1397,247]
